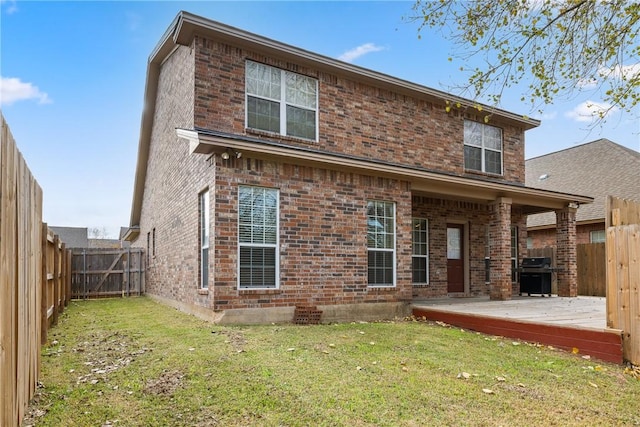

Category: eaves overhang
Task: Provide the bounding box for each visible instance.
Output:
[179,128,593,215]
[129,10,541,230]
[122,226,140,242]
[172,11,540,130]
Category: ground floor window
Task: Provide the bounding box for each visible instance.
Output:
[238,186,279,289]
[412,218,429,284]
[199,190,209,289]
[590,230,606,243]
[367,200,395,287]
[511,226,518,283]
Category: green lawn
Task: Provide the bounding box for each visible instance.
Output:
[24,297,640,426]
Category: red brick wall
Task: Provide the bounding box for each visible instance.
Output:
[131,45,216,311]
[192,36,527,184]
[211,158,413,310]
[528,222,605,248]
[134,37,530,313]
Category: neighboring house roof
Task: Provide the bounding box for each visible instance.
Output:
[526,139,640,228]
[49,226,88,248]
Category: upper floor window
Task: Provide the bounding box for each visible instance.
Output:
[245,60,318,141]
[464,120,503,175]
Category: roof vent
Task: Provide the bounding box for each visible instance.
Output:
[538,173,549,181]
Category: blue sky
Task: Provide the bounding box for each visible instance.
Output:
[2,1,639,238]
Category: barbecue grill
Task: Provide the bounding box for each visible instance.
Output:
[519,257,553,297]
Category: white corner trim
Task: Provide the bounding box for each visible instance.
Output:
[176,128,201,154]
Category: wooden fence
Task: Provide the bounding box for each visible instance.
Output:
[576,242,606,296]
[606,196,640,365]
[42,226,72,342]
[1,114,71,426]
[71,248,144,298]
[526,244,607,297]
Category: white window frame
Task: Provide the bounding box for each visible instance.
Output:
[238,186,280,290]
[511,226,518,283]
[590,230,606,243]
[463,120,503,175]
[245,60,319,141]
[367,200,396,287]
[412,218,429,284]
[200,190,210,289]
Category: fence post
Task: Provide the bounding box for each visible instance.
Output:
[40,223,49,345]
[52,235,60,325]
[60,242,67,310]
[66,249,72,302]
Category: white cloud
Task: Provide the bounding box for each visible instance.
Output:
[599,63,640,80]
[0,76,52,106]
[338,43,385,63]
[1,0,18,14]
[565,100,617,123]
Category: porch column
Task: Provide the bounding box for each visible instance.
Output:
[556,205,578,297]
[489,197,512,300]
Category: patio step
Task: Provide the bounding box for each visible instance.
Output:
[413,307,623,364]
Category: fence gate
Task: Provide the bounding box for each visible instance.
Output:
[71,248,145,299]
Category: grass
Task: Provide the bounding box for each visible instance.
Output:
[24,297,640,426]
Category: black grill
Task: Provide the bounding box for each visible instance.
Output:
[519,257,553,297]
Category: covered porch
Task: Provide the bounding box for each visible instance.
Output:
[413,296,623,363]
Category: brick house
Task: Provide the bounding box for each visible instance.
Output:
[526,139,640,248]
[124,11,592,324]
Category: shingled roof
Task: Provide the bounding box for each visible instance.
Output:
[526,139,640,228]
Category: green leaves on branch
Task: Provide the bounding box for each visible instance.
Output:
[409,0,640,124]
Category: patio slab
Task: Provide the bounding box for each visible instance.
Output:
[413,295,607,329]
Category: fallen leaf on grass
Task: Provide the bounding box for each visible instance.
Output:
[286,348,296,352]
[581,355,591,360]
[482,388,494,394]
[589,382,598,388]
[495,376,506,382]
[457,372,471,379]
[402,366,409,372]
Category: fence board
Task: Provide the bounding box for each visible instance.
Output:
[628,226,640,364]
[577,243,606,296]
[1,112,19,427]
[606,196,640,364]
[607,195,640,227]
[1,113,70,426]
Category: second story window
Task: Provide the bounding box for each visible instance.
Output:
[463,120,503,175]
[245,60,318,141]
